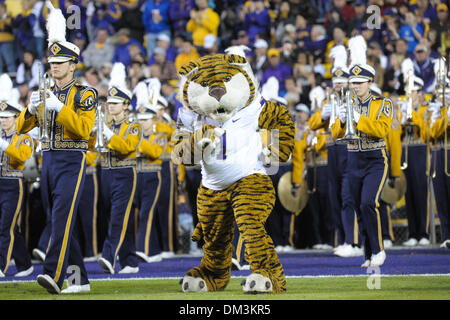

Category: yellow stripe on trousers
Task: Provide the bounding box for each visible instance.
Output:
[113,167,137,269]
[3,179,23,274]
[374,149,389,252]
[144,171,162,255]
[54,152,86,283]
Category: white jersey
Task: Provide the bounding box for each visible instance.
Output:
[178,96,267,191]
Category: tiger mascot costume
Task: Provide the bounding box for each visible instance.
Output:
[173,48,295,294]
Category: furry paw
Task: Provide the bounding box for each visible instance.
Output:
[241,273,272,294]
[181,276,208,292]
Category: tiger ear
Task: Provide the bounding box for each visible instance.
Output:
[179,59,201,78]
[225,54,247,66]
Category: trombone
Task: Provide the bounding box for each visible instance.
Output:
[37,61,50,143]
[401,69,415,170]
[335,89,360,144]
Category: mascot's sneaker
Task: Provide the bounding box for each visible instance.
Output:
[14,266,34,277]
[370,250,386,267]
[61,284,91,294]
[241,273,272,294]
[181,276,208,292]
[37,274,61,294]
[98,257,115,274]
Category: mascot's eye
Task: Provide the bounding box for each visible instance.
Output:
[201,81,208,87]
[225,76,232,82]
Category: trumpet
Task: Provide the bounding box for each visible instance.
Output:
[95,103,108,162]
[328,92,337,129]
[336,89,360,144]
[37,61,50,143]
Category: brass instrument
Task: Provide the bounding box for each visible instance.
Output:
[335,89,360,144]
[437,56,450,177]
[95,103,108,163]
[328,92,337,130]
[381,171,407,204]
[37,61,50,143]
[401,69,415,170]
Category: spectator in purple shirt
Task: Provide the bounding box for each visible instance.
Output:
[260,48,293,93]
[169,0,195,32]
[243,0,270,43]
[112,28,146,68]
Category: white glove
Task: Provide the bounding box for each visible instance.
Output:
[339,104,347,123]
[261,147,271,166]
[429,101,443,113]
[0,138,9,151]
[447,105,450,119]
[29,91,41,115]
[45,90,64,113]
[321,103,331,120]
[400,100,408,114]
[430,108,441,127]
[103,126,114,141]
[353,108,361,123]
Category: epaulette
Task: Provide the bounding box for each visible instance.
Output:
[74,83,98,111]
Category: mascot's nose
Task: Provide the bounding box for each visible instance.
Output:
[209,87,226,101]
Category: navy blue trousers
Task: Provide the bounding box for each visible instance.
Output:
[101,167,138,269]
[341,160,361,246]
[76,172,98,257]
[346,149,389,259]
[432,148,450,241]
[326,144,347,246]
[136,171,162,257]
[40,151,89,288]
[403,145,429,240]
[0,178,31,274]
[307,165,334,246]
[266,163,295,247]
[156,160,177,253]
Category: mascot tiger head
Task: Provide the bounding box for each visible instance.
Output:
[178,48,259,123]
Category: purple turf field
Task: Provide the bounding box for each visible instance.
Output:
[1,247,449,282]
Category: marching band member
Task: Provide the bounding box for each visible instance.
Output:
[97,63,143,274]
[155,98,178,258]
[399,71,431,247]
[134,83,165,263]
[429,75,450,249]
[17,5,96,293]
[332,36,393,267]
[0,74,34,278]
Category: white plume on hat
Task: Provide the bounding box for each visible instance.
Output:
[134,81,149,108]
[261,76,279,101]
[0,74,13,102]
[46,1,66,45]
[109,63,127,89]
[348,35,367,67]
[329,45,348,73]
[309,86,325,112]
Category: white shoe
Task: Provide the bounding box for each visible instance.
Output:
[83,255,100,262]
[361,259,371,267]
[418,238,430,246]
[14,266,34,277]
[98,257,115,274]
[440,239,450,248]
[147,254,163,263]
[37,274,60,294]
[370,250,386,267]
[275,245,285,253]
[0,269,4,277]
[32,248,46,262]
[334,244,354,257]
[403,238,418,246]
[352,246,364,257]
[242,273,272,294]
[240,264,250,271]
[232,258,242,270]
[161,251,175,259]
[135,251,149,262]
[118,266,139,274]
[181,276,208,292]
[62,284,91,294]
[312,244,324,250]
[283,245,294,252]
[383,240,393,248]
[333,244,345,252]
[320,244,333,250]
